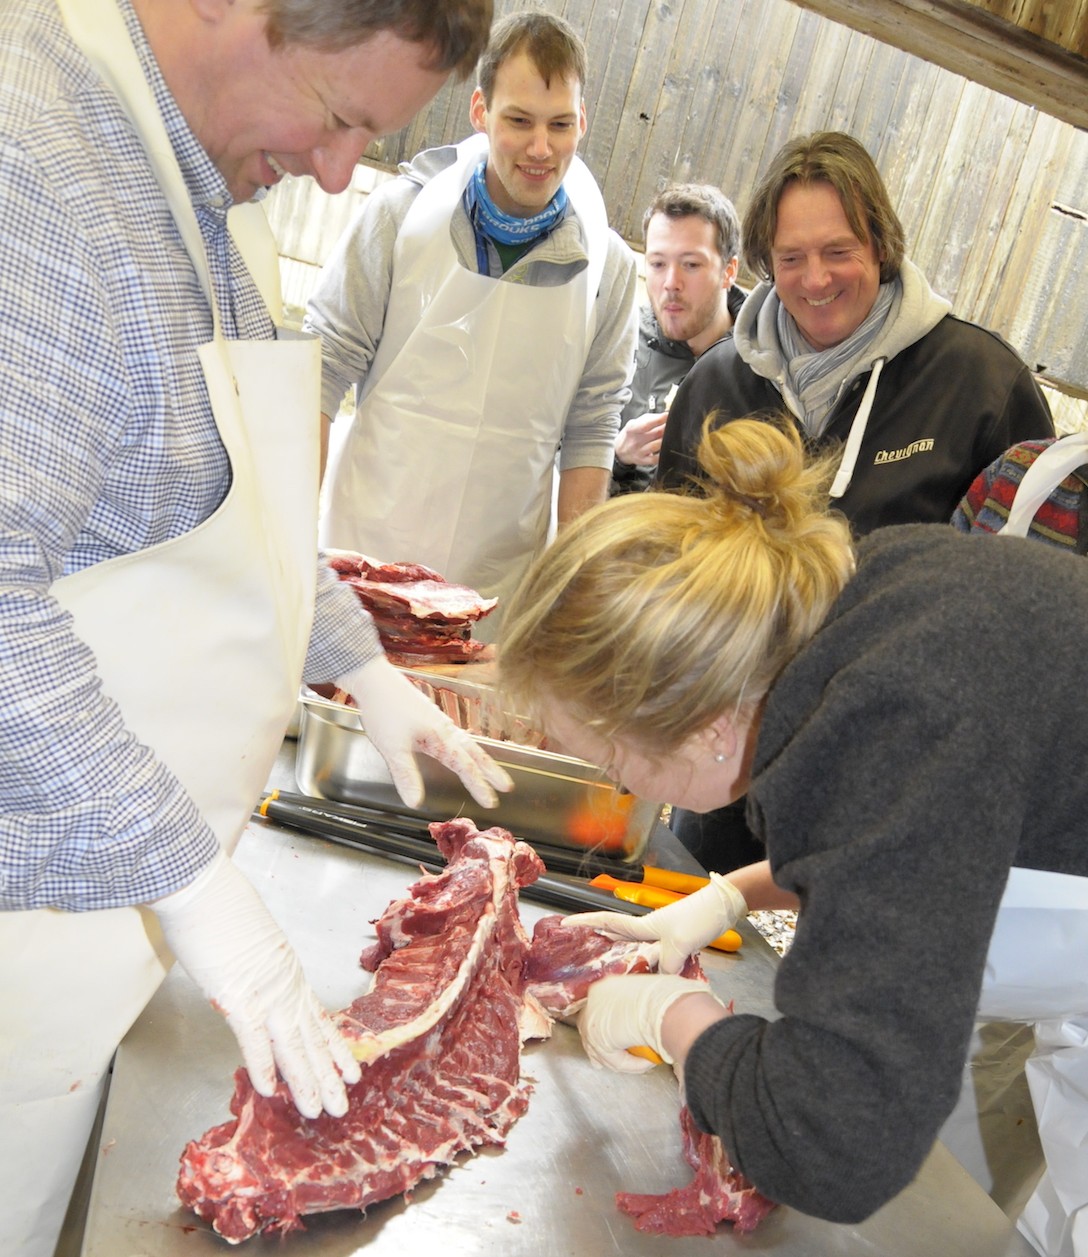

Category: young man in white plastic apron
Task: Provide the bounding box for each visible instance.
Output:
[0,3,503,1255]
[310,12,638,635]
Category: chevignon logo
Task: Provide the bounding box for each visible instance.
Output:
[873,438,935,465]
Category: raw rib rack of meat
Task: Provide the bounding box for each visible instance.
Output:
[176,820,549,1243]
[176,820,776,1243]
[326,550,496,667]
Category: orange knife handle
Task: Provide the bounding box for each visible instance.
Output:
[611,883,683,910]
[640,867,710,895]
[627,1045,665,1065]
[257,789,281,817]
[707,929,743,953]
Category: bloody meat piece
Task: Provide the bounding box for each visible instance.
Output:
[327,553,445,584]
[524,913,709,1018]
[176,821,546,1243]
[342,575,496,624]
[523,914,661,1018]
[325,551,495,667]
[616,1106,777,1236]
[525,913,778,1238]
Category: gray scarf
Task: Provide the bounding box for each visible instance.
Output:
[778,280,899,437]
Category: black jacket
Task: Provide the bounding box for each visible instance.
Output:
[656,314,1054,534]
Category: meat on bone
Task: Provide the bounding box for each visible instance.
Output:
[325,550,495,667]
[525,913,778,1237]
[176,822,775,1242]
[176,820,546,1243]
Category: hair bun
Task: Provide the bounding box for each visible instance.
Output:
[697,413,837,533]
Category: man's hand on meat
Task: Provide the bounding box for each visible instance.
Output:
[562,872,748,973]
[337,655,514,809]
[153,850,362,1119]
[577,972,728,1072]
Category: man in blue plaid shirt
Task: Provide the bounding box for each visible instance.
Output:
[0,2,511,1253]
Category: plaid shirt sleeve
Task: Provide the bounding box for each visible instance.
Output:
[0,1,380,911]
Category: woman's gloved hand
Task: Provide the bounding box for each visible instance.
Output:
[578,973,727,1071]
[562,873,748,974]
[152,850,362,1119]
[338,655,514,810]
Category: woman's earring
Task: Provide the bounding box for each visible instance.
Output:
[714,752,726,763]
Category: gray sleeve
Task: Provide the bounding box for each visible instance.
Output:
[557,232,638,472]
[683,655,1022,1222]
[302,179,418,420]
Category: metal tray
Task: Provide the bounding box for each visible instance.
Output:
[295,693,657,862]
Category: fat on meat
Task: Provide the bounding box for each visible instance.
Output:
[176,820,547,1243]
[523,913,662,1019]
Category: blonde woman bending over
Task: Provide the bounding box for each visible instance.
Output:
[499,418,1088,1257]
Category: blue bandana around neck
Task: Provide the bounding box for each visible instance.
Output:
[465,160,569,273]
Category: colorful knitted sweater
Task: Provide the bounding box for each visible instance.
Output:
[951,438,1088,553]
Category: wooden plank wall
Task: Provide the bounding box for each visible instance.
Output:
[970,0,1088,56]
[266,0,1088,404]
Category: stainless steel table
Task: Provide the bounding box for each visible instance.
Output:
[78,743,1036,1256]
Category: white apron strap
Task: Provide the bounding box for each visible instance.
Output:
[999,434,1088,538]
[560,154,609,329]
[229,201,284,325]
[61,0,284,331]
[57,0,216,317]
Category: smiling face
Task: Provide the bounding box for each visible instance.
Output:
[184,16,450,202]
[538,696,754,814]
[770,180,883,351]
[468,50,586,217]
[644,213,739,355]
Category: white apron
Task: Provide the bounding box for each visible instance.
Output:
[320,133,608,631]
[998,433,1088,539]
[939,436,1088,1255]
[942,867,1088,1257]
[993,434,1088,1251]
[0,4,320,1254]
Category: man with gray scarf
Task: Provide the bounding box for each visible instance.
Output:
[656,130,1053,872]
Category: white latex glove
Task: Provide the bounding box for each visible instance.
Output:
[578,973,726,1071]
[562,872,748,974]
[615,410,668,468]
[337,655,514,810]
[153,850,362,1119]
